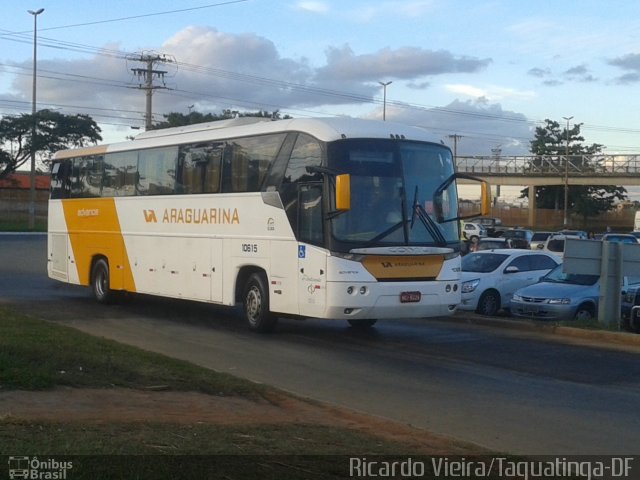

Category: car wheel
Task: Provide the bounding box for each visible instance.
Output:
[347,319,377,329]
[574,304,595,322]
[476,290,500,316]
[243,273,277,333]
[470,235,479,243]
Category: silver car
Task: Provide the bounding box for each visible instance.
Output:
[511,264,640,321]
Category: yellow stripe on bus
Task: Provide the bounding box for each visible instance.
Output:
[362,255,444,280]
[62,198,136,292]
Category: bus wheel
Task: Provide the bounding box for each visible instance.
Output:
[243,273,277,333]
[347,319,377,329]
[91,258,112,304]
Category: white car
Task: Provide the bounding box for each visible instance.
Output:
[460,249,561,316]
[536,234,581,260]
[462,222,486,242]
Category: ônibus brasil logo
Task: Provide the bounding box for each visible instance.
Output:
[8,456,73,479]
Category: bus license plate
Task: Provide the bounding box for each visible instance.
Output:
[400,291,421,303]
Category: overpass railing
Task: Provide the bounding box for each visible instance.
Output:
[456,155,640,176]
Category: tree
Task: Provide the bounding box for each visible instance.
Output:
[150,109,291,130]
[0,109,102,179]
[520,119,626,223]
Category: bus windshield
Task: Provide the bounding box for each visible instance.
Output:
[328,139,458,249]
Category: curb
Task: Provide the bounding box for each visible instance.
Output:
[448,313,640,348]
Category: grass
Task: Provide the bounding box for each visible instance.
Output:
[0,421,411,456]
[0,306,265,398]
[0,307,441,475]
[0,218,47,232]
[558,317,622,332]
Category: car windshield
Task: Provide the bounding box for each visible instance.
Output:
[531,232,550,241]
[462,253,509,273]
[542,264,599,286]
[503,230,530,239]
[476,240,507,251]
[605,235,637,244]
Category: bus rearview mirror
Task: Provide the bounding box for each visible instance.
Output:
[335,174,351,211]
[480,182,491,215]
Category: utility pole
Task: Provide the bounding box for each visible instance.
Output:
[129,53,173,130]
[562,116,573,227]
[447,134,463,161]
[27,7,44,231]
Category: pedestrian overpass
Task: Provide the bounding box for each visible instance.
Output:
[455,154,640,226]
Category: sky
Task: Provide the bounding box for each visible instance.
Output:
[2,0,640,201]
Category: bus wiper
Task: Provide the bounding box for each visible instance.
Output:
[410,186,447,247]
[362,220,405,247]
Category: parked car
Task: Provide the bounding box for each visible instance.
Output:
[621,284,640,332]
[460,249,561,316]
[529,231,552,250]
[601,233,639,244]
[502,228,534,249]
[510,264,640,321]
[468,217,506,238]
[462,221,487,242]
[555,229,588,239]
[536,233,581,259]
[474,237,513,251]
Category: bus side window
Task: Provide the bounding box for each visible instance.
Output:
[70,155,103,198]
[280,134,323,235]
[50,160,71,199]
[137,147,178,196]
[103,152,137,197]
[178,143,223,194]
[222,134,286,193]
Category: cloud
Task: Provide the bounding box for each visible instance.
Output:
[315,45,491,82]
[445,83,535,102]
[527,67,551,78]
[382,98,533,156]
[607,53,640,84]
[562,64,597,82]
[349,1,437,22]
[293,1,330,14]
[4,26,494,137]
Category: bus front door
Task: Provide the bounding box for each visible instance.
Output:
[297,185,327,317]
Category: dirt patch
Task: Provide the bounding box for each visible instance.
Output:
[0,387,485,454]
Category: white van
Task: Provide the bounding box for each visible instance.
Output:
[462,222,487,242]
[635,211,640,232]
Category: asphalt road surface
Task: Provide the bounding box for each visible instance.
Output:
[3,233,640,454]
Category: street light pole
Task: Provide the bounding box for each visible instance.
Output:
[28,8,44,231]
[562,116,573,227]
[378,81,392,121]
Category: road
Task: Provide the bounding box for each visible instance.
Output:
[3,234,640,454]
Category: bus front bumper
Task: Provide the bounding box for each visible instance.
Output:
[323,281,460,320]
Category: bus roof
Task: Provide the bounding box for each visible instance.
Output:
[53,117,446,160]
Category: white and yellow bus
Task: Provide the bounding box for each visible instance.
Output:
[47,117,488,332]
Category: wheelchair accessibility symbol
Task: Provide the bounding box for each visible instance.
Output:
[298,245,306,258]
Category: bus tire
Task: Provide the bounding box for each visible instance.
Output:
[91,258,113,304]
[243,273,277,333]
[347,319,377,329]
